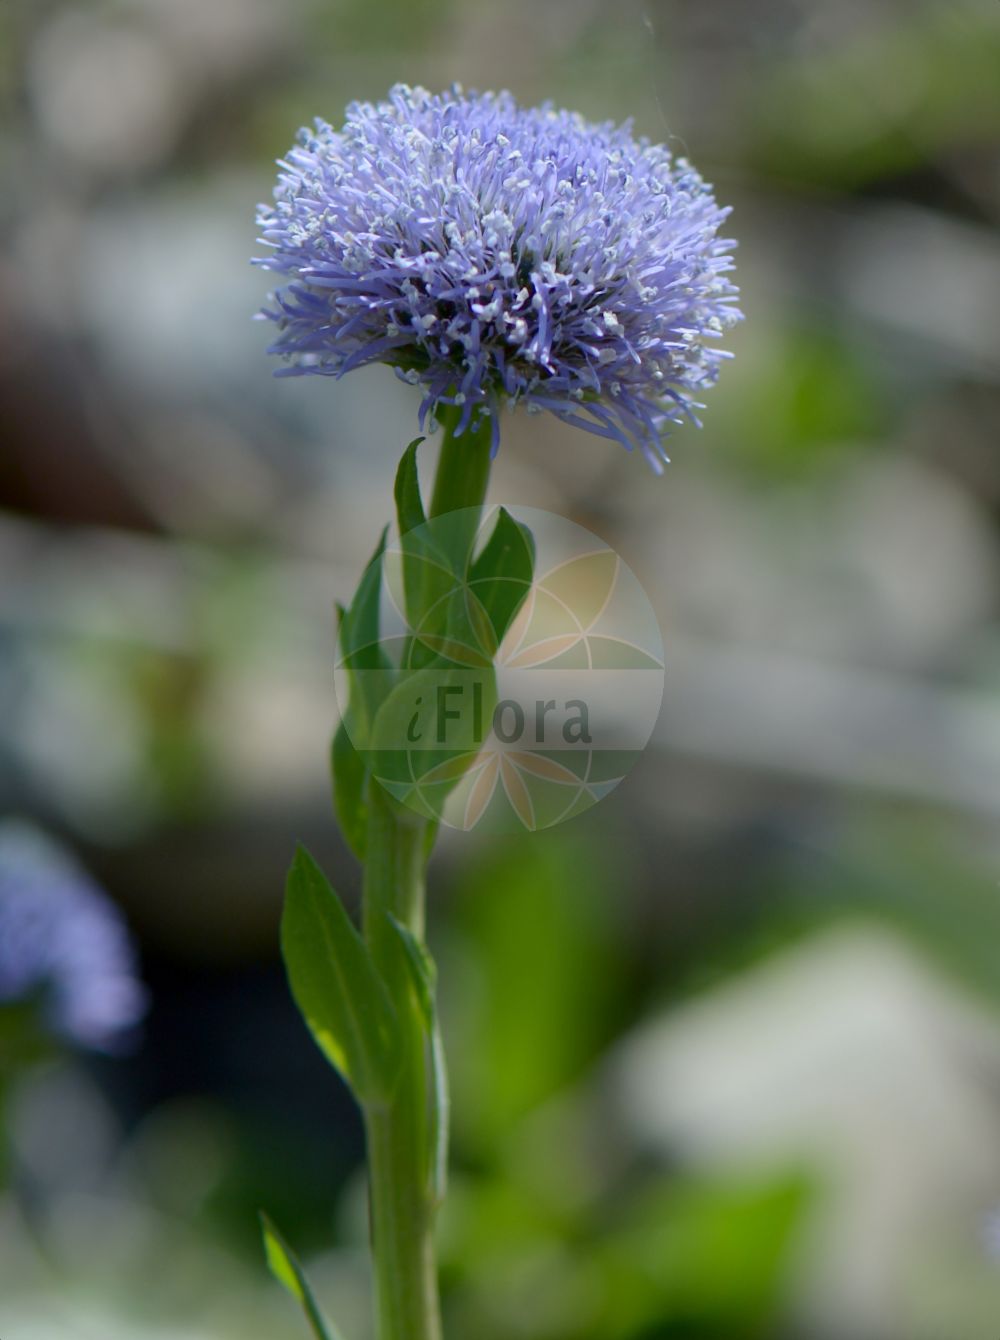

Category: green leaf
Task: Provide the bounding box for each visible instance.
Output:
[468,508,535,647]
[260,1212,344,1340]
[394,437,427,536]
[427,1017,450,1204]
[341,529,388,667]
[366,663,497,822]
[387,915,450,1204]
[394,437,440,637]
[386,913,436,1027]
[331,720,368,863]
[595,1173,809,1335]
[394,444,479,656]
[282,846,401,1105]
[338,528,392,740]
[448,832,624,1147]
[422,817,440,862]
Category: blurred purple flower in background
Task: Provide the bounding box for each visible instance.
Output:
[0,821,147,1054]
[255,83,741,469]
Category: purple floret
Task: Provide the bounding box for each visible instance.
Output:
[0,822,147,1054]
[255,84,741,470]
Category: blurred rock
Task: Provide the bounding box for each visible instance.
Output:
[613,925,1000,1338]
[28,12,184,174]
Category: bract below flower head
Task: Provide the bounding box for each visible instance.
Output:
[255,83,741,470]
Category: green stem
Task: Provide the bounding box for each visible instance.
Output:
[428,404,495,521]
[363,784,439,1340]
[360,405,494,1340]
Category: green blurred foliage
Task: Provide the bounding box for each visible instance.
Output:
[441,828,629,1153]
[433,831,809,1340]
[594,1174,810,1340]
[309,0,457,57]
[750,8,1000,189]
[709,320,891,478]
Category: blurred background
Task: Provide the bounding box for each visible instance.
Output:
[2,0,1000,1335]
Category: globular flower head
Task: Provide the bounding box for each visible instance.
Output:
[255,84,741,470]
[0,821,147,1054]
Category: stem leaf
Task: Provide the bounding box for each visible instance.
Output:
[282,845,401,1105]
[259,1211,345,1340]
[386,913,436,1027]
[394,436,427,537]
[367,663,497,821]
[468,507,535,647]
[428,1018,450,1205]
[386,915,450,1204]
[338,528,391,742]
[331,720,368,862]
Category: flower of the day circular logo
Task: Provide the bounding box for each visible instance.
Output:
[334,506,664,832]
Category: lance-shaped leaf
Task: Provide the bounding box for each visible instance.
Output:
[468,508,535,647]
[367,663,497,822]
[426,1015,449,1204]
[386,913,436,1027]
[331,719,368,862]
[282,846,401,1105]
[394,436,427,537]
[394,438,435,637]
[393,444,472,662]
[260,1212,345,1340]
[387,915,450,1204]
[338,528,391,740]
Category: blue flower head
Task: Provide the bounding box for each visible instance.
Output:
[255,84,741,470]
[0,822,147,1054]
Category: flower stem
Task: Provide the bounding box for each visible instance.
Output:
[361,405,494,1340]
[428,405,495,521]
[362,784,440,1340]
